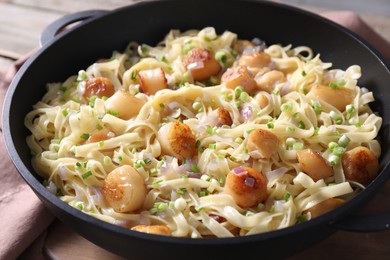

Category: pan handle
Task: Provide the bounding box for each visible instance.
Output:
[330,212,390,232]
[40,10,109,47]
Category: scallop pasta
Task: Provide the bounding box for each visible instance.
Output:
[25,27,382,237]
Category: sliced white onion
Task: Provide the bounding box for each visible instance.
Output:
[249,150,263,159]
[266,167,289,181]
[240,104,253,121]
[232,166,247,176]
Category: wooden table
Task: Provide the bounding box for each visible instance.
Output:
[1,1,390,259]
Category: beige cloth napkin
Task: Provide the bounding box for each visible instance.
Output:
[0,55,55,260]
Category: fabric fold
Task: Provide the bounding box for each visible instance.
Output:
[0,54,55,260]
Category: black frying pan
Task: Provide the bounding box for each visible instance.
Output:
[3,0,390,259]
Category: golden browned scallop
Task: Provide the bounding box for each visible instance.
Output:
[138,67,168,95]
[82,77,115,99]
[307,84,354,112]
[238,51,271,69]
[88,128,115,143]
[247,128,279,159]
[221,65,257,93]
[131,225,171,235]
[102,165,147,213]
[342,146,379,185]
[254,92,269,109]
[255,70,286,93]
[183,48,221,81]
[157,121,197,160]
[297,149,334,182]
[214,107,233,127]
[303,198,345,218]
[224,166,268,208]
[233,40,255,54]
[105,90,145,120]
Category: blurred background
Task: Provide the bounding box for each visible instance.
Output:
[0,0,389,75]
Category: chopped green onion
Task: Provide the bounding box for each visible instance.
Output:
[328,141,338,151]
[51,139,60,144]
[244,147,249,154]
[246,127,255,134]
[159,103,165,108]
[107,110,119,117]
[338,135,350,148]
[311,100,322,114]
[235,100,242,109]
[42,179,49,187]
[151,202,169,214]
[286,137,296,147]
[160,56,168,63]
[297,215,308,223]
[257,203,265,211]
[215,50,227,63]
[96,124,103,130]
[74,201,84,210]
[239,92,249,102]
[286,126,295,133]
[208,143,216,150]
[333,146,346,156]
[283,192,291,201]
[234,86,244,98]
[272,89,280,95]
[152,179,163,185]
[206,126,217,135]
[293,112,300,119]
[346,104,355,114]
[301,70,307,77]
[293,142,304,150]
[80,133,90,140]
[281,102,293,112]
[192,101,202,111]
[82,171,93,179]
[62,108,69,117]
[201,175,211,181]
[195,205,204,212]
[234,137,243,144]
[177,187,187,195]
[219,176,226,186]
[329,79,346,89]
[98,141,105,148]
[183,41,194,54]
[103,156,111,165]
[267,122,274,129]
[298,121,305,129]
[77,70,87,81]
[89,95,98,107]
[134,159,146,169]
[199,190,209,197]
[130,70,138,81]
[328,154,340,166]
[149,167,158,176]
[190,165,200,173]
